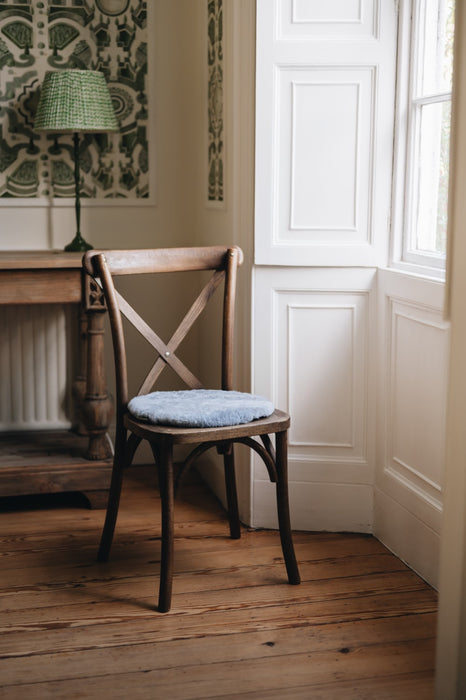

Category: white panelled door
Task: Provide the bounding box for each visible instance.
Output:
[253,0,450,588]
[253,0,397,530]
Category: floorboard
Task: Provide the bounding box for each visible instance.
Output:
[0,466,437,699]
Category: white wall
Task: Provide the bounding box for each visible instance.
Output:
[375,270,448,587]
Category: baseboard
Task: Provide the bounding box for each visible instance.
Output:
[252,479,373,533]
[374,487,440,588]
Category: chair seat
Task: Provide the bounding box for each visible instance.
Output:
[127,389,274,428]
[125,408,290,446]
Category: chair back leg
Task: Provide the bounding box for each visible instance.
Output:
[98,439,126,562]
[222,446,241,540]
[98,431,141,562]
[275,430,301,585]
[151,443,175,613]
[98,461,124,561]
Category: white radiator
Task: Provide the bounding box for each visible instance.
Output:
[0,304,74,431]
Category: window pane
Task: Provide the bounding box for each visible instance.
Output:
[413,100,451,255]
[417,0,455,96]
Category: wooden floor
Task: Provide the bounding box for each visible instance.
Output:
[0,467,437,699]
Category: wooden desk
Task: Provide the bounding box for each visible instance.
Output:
[0,251,113,507]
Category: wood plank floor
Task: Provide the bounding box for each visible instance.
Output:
[0,467,437,699]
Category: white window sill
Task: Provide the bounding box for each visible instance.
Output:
[387,259,446,284]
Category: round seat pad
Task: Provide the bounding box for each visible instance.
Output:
[127,389,274,428]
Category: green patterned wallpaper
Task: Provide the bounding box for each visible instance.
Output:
[207,0,223,203]
[0,0,148,199]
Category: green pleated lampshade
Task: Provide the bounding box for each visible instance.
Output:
[34,70,119,133]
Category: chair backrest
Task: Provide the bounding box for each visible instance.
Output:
[83,246,243,414]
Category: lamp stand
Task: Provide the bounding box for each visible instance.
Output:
[64,133,93,252]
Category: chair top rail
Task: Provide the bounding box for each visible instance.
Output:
[83,246,243,277]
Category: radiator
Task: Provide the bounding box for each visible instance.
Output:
[0,304,75,431]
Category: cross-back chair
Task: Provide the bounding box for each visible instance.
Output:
[83,245,300,612]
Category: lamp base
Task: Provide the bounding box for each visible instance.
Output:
[64,233,93,252]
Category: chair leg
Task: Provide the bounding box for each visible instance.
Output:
[275,430,301,585]
[152,443,175,613]
[98,450,125,563]
[98,431,140,562]
[223,446,241,540]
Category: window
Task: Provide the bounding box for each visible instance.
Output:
[392,0,455,276]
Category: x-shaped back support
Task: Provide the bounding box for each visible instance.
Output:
[115,268,226,395]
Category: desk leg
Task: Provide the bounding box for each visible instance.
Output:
[82,275,113,461]
[72,303,88,436]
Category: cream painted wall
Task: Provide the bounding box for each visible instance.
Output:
[180,0,255,383]
[435,0,466,694]
[179,0,256,522]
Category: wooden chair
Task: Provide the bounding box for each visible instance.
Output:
[83,246,300,612]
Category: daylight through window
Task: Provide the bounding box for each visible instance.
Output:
[394,0,455,274]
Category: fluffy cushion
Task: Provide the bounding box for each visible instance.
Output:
[127,389,274,428]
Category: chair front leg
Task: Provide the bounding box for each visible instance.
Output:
[275,430,301,585]
[151,442,175,613]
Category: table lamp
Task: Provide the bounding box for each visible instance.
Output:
[34,70,119,252]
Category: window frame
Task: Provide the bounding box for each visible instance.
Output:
[390,0,454,279]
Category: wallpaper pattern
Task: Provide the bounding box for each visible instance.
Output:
[207,0,223,203]
[0,0,148,199]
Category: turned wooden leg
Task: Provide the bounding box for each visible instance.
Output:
[71,303,89,436]
[275,430,300,585]
[82,275,113,461]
